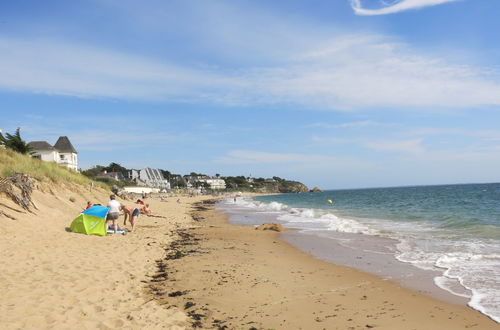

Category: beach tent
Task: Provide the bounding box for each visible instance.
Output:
[70,205,109,236]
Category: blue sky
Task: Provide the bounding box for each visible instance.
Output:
[1,0,500,189]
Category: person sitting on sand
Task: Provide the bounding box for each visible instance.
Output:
[140,204,151,215]
[106,195,122,234]
[85,201,92,210]
[136,199,145,205]
[121,205,140,232]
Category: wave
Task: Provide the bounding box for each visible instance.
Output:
[229,197,378,235]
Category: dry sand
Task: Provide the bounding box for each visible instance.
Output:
[1,184,498,330]
[0,182,200,329]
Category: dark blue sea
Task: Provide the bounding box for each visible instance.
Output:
[219,183,500,322]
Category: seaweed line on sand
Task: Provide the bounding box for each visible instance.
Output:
[145,200,236,329]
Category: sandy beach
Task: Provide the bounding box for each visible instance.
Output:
[152,201,499,329]
[0,182,198,329]
[1,184,498,329]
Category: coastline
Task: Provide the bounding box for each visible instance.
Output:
[151,200,499,329]
[1,185,497,329]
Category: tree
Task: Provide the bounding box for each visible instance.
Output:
[0,128,33,154]
[104,162,128,175]
[272,176,284,182]
[160,169,172,180]
[81,165,106,178]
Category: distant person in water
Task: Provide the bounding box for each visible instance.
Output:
[106,195,122,233]
[122,205,140,232]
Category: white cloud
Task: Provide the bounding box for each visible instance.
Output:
[350,0,460,16]
[0,37,236,102]
[247,34,500,110]
[2,7,500,111]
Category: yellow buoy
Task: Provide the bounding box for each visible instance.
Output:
[327,199,333,204]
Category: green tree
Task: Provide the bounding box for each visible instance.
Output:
[160,169,172,180]
[104,162,128,175]
[81,165,106,178]
[0,128,33,154]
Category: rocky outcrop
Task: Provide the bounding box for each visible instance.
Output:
[310,187,323,192]
[278,181,309,193]
[255,223,285,232]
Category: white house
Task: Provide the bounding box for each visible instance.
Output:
[128,168,171,191]
[205,178,226,190]
[29,136,78,171]
[184,175,226,190]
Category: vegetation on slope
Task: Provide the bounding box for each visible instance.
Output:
[0,148,105,187]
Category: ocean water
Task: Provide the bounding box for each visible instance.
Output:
[218,183,500,323]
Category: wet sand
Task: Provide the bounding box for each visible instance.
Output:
[147,202,499,329]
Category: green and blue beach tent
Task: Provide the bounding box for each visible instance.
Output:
[70,205,109,236]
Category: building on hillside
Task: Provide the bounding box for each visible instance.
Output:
[127,168,170,191]
[28,136,78,171]
[96,171,126,181]
[184,175,226,190]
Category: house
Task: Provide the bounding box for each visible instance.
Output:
[96,171,126,181]
[127,168,171,191]
[28,136,78,171]
[184,175,226,190]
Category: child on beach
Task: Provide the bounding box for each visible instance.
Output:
[122,205,140,232]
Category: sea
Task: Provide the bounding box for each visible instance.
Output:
[218,183,500,323]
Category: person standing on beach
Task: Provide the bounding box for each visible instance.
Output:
[122,205,140,232]
[106,195,122,233]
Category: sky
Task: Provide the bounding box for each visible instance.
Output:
[1,0,500,189]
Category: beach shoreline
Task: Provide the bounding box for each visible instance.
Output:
[1,185,498,329]
[149,199,499,329]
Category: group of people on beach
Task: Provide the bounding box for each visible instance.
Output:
[86,195,151,234]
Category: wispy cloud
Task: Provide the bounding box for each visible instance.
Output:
[0,37,235,102]
[2,4,500,111]
[350,0,460,16]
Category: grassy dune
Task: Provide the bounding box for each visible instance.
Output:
[0,148,106,188]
